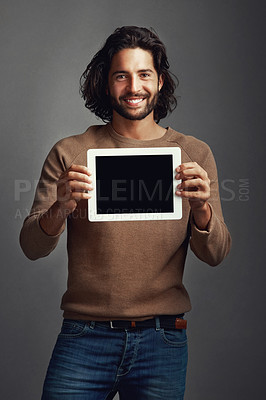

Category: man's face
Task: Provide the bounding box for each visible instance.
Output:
[107,48,163,121]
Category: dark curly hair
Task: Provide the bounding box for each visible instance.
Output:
[79,26,178,123]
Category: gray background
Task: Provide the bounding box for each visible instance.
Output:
[1,0,265,399]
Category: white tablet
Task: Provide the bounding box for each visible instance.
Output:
[87,147,182,222]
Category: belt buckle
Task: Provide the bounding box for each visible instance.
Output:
[110,321,116,329]
[110,320,136,329]
[110,321,123,329]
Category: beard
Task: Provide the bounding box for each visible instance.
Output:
[109,91,159,121]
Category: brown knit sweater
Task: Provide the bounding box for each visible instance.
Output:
[20,124,231,321]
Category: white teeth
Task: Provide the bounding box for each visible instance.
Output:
[125,98,143,104]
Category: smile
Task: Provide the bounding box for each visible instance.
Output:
[123,98,145,105]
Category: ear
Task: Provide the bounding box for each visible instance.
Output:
[158,74,164,91]
[106,86,109,95]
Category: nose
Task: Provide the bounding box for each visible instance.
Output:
[127,75,140,93]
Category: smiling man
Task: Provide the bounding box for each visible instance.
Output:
[20,26,231,400]
[108,47,163,124]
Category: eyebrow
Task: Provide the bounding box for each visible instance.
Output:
[111,69,154,77]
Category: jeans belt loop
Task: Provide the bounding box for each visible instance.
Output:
[89,321,96,330]
[155,317,161,331]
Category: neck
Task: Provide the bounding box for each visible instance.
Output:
[111,112,166,141]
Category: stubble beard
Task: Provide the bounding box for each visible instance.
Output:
[110,91,159,121]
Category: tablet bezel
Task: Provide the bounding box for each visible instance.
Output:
[87,147,182,222]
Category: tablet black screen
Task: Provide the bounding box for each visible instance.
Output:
[95,154,174,214]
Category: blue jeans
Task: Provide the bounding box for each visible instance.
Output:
[41,318,188,399]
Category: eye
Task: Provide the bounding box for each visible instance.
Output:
[140,73,150,78]
[115,74,127,81]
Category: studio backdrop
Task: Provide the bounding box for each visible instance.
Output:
[0,1,264,399]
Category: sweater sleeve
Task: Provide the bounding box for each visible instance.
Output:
[19,141,68,260]
[189,147,232,266]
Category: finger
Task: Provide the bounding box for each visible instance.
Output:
[58,193,92,204]
[177,178,209,192]
[176,162,199,173]
[67,180,94,192]
[60,165,92,180]
[62,171,92,184]
[58,172,93,188]
[175,188,209,201]
[176,166,208,181]
[71,191,93,201]
[57,180,93,201]
[69,164,92,175]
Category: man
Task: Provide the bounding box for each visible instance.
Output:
[20,26,231,400]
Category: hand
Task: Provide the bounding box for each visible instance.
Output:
[40,164,93,236]
[175,162,211,229]
[57,164,93,216]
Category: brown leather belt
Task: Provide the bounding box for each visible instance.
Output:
[89,314,187,330]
